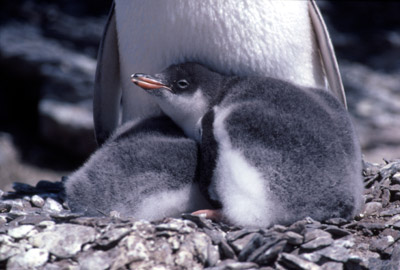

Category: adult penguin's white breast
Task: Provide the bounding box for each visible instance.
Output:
[94,0,343,144]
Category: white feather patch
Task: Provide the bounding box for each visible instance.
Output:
[157,89,208,141]
[211,106,278,227]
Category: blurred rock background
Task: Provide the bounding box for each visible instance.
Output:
[0,1,399,191]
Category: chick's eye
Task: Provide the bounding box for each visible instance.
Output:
[177,79,189,89]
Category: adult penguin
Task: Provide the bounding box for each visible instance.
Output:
[94,0,344,145]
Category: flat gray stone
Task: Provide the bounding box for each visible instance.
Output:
[0,202,11,213]
[392,173,400,184]
[0,243,23,261]
[7,248,49,270]
[324,226,351,238]
[324,218,349,226]
[42,198,63,213]
[302,237,333,251]
[220,238,237,259]
[190,232,213,265]
[116,233,150,265]
[207,243,220,267]
[278,253,321,270]
[363,202,382,216]
[237,233,265,261]
[304,229,332,243]
[302,230,333,251]
[321,261,343,270]
[17,214,52,225]
[211,259,258,270]
[356,222,386,232]
[29,224,96,258]
[369,235,395,254]
[7,224,34,239]
[317,245,350,262]
[226,229,256,243]
[382,189,391,207]
[42,260,80,270]
[31,195,45,208]
[97,227,131,247]
[231,233,260,254]
[300,252,322,263]
[78,250,112,270]
[380,208,400,217]
[254,240,287,265]
[284,231,304,245]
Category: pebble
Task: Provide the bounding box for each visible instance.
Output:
[0,202,11,213]
[7,248,49,270]
[29,224,97,258]
[78,250,112,270]
[300,252,322,263]
[254,240,287,265]
[302,230,333,250]
[324,218,350,227]
[369,235,395,254]
[207,259,258,270]
[380,208,400,217]
[31,194,45,208]
[363,202,382,216]
[356,222,387,233]
[219,238,236,259]
[0,242,23,261]
[237,233,265,261]
[8,224,34,239]
[284,231,304,245]
[230,233,260,253]
[181,213,214,230]
[120,234,150,261]
[97,227,131,247]
[324,226,351,238]
[321,261,343,270]
[392,172,400,184]
[0,214,7,225]
[316,245,350,262]
[382,189,391,207]
[42,197,63,213]
[278,253,321,270]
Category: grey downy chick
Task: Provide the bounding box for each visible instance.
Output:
[131,63,364,228]
[65,116,210,220]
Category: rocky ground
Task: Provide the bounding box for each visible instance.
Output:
[0,160,399,270]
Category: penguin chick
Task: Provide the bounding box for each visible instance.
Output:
[65,116,210,220]
[131,63,364,228]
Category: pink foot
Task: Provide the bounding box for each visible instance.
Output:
[192,209,223,222]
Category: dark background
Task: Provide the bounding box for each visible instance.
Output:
[0,1,399,190]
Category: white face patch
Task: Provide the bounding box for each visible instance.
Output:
[211,106,279,228]
[156,89,209,141]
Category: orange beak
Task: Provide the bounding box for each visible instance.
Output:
[131,73,172,92]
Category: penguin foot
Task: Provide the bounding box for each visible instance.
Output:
[192,209,223,222]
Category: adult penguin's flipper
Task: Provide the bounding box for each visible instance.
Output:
[309,0,347,109]
[93,2,122,146]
